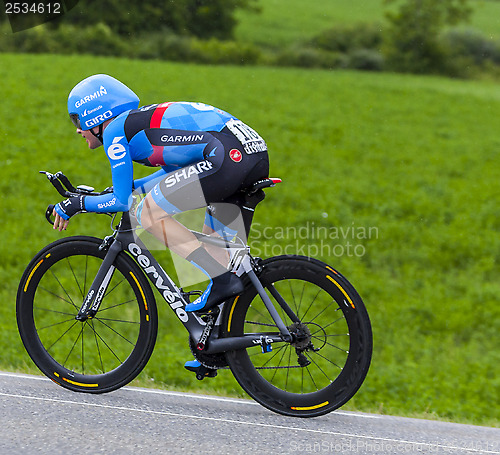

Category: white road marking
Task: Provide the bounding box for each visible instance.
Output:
[0,390,497,454]
[0,371,379,419]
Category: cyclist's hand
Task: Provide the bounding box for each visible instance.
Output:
[52,207,70,231]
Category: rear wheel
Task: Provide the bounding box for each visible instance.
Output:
[223,255,372,417]
[17,236,158,393]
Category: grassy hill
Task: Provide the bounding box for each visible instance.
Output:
[235,0,500,46]
[1,53,499,426]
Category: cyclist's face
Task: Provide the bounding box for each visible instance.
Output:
[77,126,101,150]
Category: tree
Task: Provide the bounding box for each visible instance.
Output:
[50,0,258,40]
[383,0,472,74]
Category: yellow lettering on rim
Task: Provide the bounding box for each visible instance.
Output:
[326,275,355,309]
[291,401,329,411]
[24,259,44,292]
[129,271,148,311]
[227,296,239,332]
[62,377,99,388]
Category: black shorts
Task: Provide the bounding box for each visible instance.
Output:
[150,126,269,238]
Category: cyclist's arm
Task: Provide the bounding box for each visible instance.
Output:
[54,124,134,220]
[84,125,134,214]
[133,168,168,194]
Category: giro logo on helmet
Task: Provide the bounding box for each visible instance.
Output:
[75,86,108,108]
[107,136,127,160]
[85,110,113,128]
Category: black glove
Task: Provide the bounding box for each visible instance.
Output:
[54,195,85,220]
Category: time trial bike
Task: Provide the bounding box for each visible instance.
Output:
[16,171,372,418]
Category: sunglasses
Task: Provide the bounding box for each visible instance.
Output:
[69,113,81,129]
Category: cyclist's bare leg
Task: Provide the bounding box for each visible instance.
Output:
[138,193,200,258]
[201,224,230,267]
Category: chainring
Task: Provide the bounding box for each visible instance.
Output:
[189,336,228,369]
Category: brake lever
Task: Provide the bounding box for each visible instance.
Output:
[45,204,55,226]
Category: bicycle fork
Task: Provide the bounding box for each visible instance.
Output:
[76,239,121,321]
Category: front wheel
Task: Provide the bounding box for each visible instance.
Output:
[17,236,158,393]
[223,255,372,417]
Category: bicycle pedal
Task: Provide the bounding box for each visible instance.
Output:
[184,362,217,380]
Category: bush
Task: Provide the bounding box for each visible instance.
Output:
[443,27,500,65]
[311,22,383,53]
[274,46,345,69]
[189,38,261,65]
[346,49,385,71]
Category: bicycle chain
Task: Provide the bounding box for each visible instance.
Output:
[188,336,229,369]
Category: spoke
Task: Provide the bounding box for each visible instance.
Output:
[310,349,343,370]
[98,299,138,313]
[95,317,140,325]
[287,280,297,315]
[305,351,335,383]
[81,322,85,374]
[36,317,77,331]
[248,344,287,365]
[62,323,84,369]
[48,270,79,311]
[83,255,89,297]
[244,320,277,328]
[90,320,105,374]
[33,305,76,317]
[301,364,304,394]
[308,299,337,324]
[300,287,323,321]
[247,304,275,327]
[38,286,75,308]
[103,278,126,299]
[94,318,136,346]
[66,257,84,298]
[295,281,306,316]
[311,335,349,353]
[45,320,80,352]
[270,344,288,383]
[305,363,320,391]
[85,320,124,363]
[285,345,292,391]
[309,316,346,336]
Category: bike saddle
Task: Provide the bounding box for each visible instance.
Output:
[246,177,282,195]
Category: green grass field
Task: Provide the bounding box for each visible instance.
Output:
[1,53,499,427]
[235,0,500,46]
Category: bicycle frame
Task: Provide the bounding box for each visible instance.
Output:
[77,211,294,354]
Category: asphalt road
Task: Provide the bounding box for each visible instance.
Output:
[0,372,498,455]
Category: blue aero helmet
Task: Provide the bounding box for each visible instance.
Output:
[68,74,139,142]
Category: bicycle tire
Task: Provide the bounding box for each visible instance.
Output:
[17,236,158,393]
[222,255,372,417]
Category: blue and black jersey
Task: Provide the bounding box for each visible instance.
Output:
[55,102,269,222]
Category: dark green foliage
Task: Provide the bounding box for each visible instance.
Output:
[48,0,258,40]
[311,22,384,54]
[383,0,472,74]
[444,27,500,65]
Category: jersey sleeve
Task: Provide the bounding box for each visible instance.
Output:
[84,118,134,213]
[133,168,168,194]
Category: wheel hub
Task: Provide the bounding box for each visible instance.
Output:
[288,322,312,349]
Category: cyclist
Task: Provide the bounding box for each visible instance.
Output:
[53,74,269,317]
